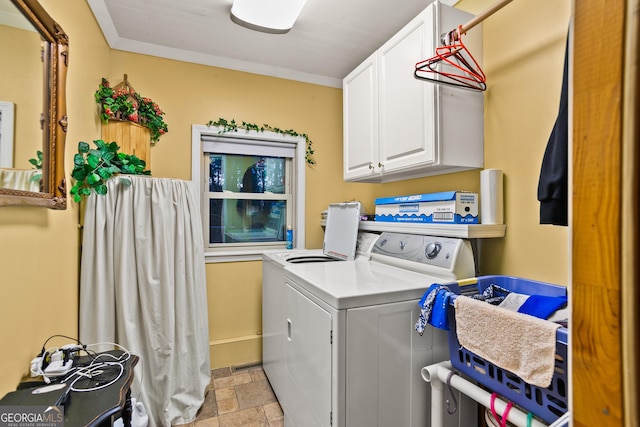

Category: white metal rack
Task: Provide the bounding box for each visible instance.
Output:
[422,361,570,427]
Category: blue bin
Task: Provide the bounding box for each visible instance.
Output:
[444,275,568,424]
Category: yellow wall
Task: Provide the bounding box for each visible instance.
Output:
[455,0,571,283]
[0,24,42,166]
[0,0,109,393]
[0,0,572,392]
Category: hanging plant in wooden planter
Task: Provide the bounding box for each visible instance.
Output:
[95,75,168,144]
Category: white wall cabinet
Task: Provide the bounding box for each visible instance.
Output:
[343,3,484,183]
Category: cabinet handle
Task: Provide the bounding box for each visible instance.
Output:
[378,162,383,168]
[368,162,374,170]
[287,318,292,342]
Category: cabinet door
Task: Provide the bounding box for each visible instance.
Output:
[284,283,333,427]
[378,6,437,174]
[343,52,379,181]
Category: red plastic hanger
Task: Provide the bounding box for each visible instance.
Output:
[414,26,486,92]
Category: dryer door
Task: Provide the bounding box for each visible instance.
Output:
[284,283,333,427]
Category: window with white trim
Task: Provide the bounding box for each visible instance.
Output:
[192,125,305,262]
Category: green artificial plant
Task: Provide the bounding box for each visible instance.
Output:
[28,150,43,182]
[206,118,315,165]
[70,140,151,202]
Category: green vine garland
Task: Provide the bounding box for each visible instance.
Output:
[206,118,315,165]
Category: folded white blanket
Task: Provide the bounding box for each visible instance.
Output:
[454,296,560,388]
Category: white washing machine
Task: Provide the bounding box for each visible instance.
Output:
[262,201,370,400]
[262,231,380,404]
[264,231,479,427]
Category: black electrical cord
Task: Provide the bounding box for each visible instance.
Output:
[39,334,86,356]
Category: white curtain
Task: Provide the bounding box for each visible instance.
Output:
[79,176,210,427]
[0,168,40,192]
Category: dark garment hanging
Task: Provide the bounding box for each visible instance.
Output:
[537,35,569,226]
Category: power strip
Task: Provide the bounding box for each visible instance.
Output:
[30,344,82,379]
[44,359,73,377]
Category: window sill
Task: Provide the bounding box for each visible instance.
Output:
[204,248,286,263]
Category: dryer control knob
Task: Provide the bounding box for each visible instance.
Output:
[425,242,442,259]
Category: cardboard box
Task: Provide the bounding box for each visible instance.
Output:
[374,191,478,224]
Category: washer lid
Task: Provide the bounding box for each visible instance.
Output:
[323,202,361,260]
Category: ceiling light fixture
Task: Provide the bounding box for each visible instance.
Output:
[230,0,308,34]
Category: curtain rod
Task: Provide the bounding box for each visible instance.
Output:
[446,0,513,41]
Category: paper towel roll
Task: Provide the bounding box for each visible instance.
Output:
[480,169,503,224]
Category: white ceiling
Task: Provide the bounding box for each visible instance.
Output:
[87,0,457,88]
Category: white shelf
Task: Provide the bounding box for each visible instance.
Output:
[320,220,506,239]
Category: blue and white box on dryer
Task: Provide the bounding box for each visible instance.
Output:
[374,191,478,224]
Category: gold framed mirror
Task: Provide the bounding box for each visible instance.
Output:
[0,0,68,209]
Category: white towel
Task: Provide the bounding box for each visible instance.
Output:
[498,292,530,311]
[454,296,560,388]
[499,292,568,324]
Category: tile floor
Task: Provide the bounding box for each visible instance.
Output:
[186,365,284,427]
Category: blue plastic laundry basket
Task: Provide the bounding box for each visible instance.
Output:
[444,275,568,424]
